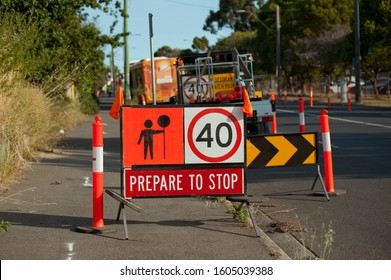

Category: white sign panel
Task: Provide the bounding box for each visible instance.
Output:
[184,106,245,164]
[181,75,209,104]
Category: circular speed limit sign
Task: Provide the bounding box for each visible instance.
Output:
[184,107,245,164]
[182,76,209,103]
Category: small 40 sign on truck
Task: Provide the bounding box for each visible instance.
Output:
[121,105,246,198]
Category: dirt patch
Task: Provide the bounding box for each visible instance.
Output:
[269,221,307,233]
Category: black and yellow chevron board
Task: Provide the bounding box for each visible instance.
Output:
[246,132,318,168]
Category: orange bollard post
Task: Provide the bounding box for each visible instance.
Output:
[75,115,117,235]
[270,92,277,133]
[317,110,346,197]
[309,85,313,107]
[299,98,305,132]
[92,115,104,228]
[327,86,331,109]
[320,110,335,194]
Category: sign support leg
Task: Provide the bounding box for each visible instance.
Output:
[115,202,129,240]
[116,203,122,221]
[311,165,330,201]
[227,195,269,237]
[247,202,261,237]
[121,204,129,240]
[105,189,143,239]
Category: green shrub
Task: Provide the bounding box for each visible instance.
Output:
[0,220,11,233]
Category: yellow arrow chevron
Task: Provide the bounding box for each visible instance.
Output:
[302,133,316,164]
[246,139,261,167]
[265,136,297,167]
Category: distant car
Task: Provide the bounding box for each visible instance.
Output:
[350,80,373,94]
[378,80,391,95]
[330,78,365,93]
[351,78,390,94]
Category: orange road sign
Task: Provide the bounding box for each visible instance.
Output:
[122,106,184,167]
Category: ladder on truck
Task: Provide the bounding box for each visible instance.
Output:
[231,48,255,97]
[195,56,215,102]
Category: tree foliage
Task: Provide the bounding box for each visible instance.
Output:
[203,0,260,34]
[202,0,357,89]
[154,45,182,57]
[204,0,391,94]
[192,36,210,53]
[0,0,122,114]
[214,31,257,53]
[358,0,391,94]
[255,0,353,88]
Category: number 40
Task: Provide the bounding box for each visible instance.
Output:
[195,123,232,148]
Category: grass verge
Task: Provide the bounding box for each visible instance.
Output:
[0,82,84,191]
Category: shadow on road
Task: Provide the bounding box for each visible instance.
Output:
[1,211,254,239]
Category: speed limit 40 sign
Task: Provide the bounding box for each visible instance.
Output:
[184,106,245,164]
[181,75,209,104]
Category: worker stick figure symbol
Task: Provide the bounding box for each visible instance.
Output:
[157,115,170,159]
[137,115,171,160]
[137,119,163,160]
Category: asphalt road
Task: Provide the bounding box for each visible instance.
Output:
[248,98,391,260]
[0,96,389,260]
[0,97,285,260]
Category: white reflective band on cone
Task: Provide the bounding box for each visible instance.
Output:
[299,113,305,125]
[322,132,332,152]
[92,147,104,172]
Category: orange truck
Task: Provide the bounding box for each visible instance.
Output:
[129,57,178,104]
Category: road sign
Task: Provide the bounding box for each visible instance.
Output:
[182,75,209,103]
[247,132,318,168]
[184,106,245,164]
[123,167,244,198]
[122,107,184,167]
[213,73,235,94]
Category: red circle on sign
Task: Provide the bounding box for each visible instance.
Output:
[187,108,242,162]
[183,76,209,100]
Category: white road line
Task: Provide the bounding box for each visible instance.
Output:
[83,177,92,187]
[0,187,36,202]
[64,242,76,260]
[278,109,391,129]
[327,116,391,129]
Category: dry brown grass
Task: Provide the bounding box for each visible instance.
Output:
[0,82,84,191]
[269,221,307,233]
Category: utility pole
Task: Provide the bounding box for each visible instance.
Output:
[111,47,116,98]
[354,0,361,103]
[276,5,282,97]
[124,0,131,104]
[149,13,156,105]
